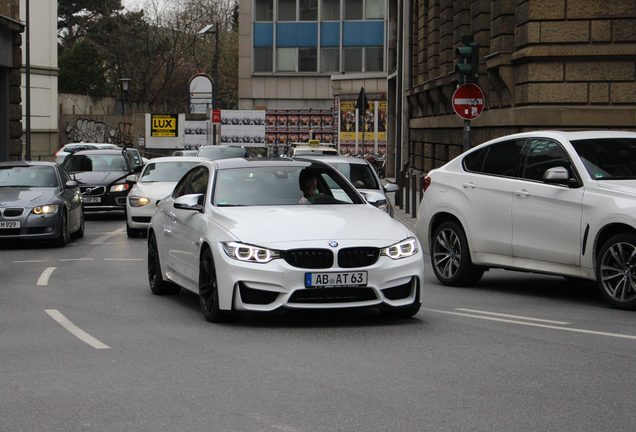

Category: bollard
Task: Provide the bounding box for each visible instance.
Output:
[419,174,425,208]
[404,170,410,214]
[411,170,417,218]
[396,169,403,208]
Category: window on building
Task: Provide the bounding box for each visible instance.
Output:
[254,47,273,72]
[299,0,318,20]
[278,0,297,20]
[344,47,362,72]
[365,0,384,19]
[344,0,363,19]
[299,47,318,71]
[365,46,383,71]
[322,0,340,20]
[277,47,297,71]
[255,0,274,21]
[320,47,339,72]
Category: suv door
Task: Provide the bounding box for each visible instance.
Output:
[512,138,584,266]
[460,139,524,257]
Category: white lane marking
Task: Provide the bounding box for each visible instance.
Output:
[60,258,94,262]
[44,309,111,349]
[103,258,143,261]
[14,259,48,263]
[424,308,636,341]
[90,227,126,245]
[37,267,56,286]
[454,308,571,325]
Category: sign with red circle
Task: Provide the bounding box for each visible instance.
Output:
[452,83,485,120]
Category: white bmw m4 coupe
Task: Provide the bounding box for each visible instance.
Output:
[147,158,424,322]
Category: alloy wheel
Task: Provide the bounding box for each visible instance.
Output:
[433,227,462,279]
[199,250,218,316]
[599,241,636,304]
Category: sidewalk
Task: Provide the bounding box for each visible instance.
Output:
[385,178,417,232]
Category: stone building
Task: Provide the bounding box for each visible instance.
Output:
[0,0,23,161]
[400,0,636,173]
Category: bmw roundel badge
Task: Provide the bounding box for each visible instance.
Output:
[328,241,338,248]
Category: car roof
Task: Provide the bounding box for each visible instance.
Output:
[204,157,313,170]
[297,155,369,165]
[482,130,636,146]
[68,149,126,156]
[146,156,208,164]
[0,160,58,168]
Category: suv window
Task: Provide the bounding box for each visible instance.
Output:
[521,139,574,182]
[467,140,524,177]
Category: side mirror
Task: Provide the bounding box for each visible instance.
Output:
[126,174,137,183]
[383,182,399,193]
[359,190,386,204]
[174,194,204,213]
[543,166,577,187]
[65,180,78,189]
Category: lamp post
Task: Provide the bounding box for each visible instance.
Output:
[119,78,131,115]
[198,23,220,144]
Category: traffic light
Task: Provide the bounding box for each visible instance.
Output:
[455,35,479,84]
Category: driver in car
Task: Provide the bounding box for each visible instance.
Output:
[298,170,318,204]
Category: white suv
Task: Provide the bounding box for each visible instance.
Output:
[415,130,636,310]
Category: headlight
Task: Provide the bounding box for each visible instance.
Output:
[32,204,59,215]
[222,241,280,263]
[128,196,151,207]
[380,237,418,259]
[110,183,130,193]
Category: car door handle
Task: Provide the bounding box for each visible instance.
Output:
[462,182,476,189]
[515,189,531,197]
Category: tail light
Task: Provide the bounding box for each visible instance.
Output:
[422,175,431,192]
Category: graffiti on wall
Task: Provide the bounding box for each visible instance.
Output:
[65,118,134,146]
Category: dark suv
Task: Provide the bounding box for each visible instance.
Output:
[62,149,141,212]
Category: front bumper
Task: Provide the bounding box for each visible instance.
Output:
[82,191,128,212]
[126,201,157,229]
[0,210,62,242]
[211,242,425,312]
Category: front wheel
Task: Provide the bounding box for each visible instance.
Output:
[147,233,180,295]
[199,248,234,323]
[53,210,70,247]
[596,233,636,310]
[431,221,483,286]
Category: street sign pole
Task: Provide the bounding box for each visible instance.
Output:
[356,87,368,156]
[463,119,470,153]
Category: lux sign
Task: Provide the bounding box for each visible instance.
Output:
[151,114,179,137]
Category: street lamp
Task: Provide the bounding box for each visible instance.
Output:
[119,77,131,115]
[198,23,220,145]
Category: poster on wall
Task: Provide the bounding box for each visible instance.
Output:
[184,120,210,149]
[265,109,336,145]
[338,99,387,155]
[220,110,266,144]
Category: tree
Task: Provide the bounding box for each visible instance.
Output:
[58,0,124,48]
[58,39,109,97]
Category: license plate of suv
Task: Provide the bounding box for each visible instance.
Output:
[0,221,20,229]
[305,271,367,288]
[83,197,101,203]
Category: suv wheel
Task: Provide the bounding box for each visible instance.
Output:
[596,233,636,310]
[431,221,483,286]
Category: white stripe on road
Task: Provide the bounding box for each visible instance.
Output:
[37,267,56,286]
[90,227,125,245]
[454,308,571,325]
[14,259,47,263]
[103,258,143,261]
[424,308,636,341]
[60,258,94,262]
[45,309,110,349]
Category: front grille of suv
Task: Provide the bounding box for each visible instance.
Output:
[81,186,106,196]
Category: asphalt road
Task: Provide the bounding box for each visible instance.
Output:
[1,213,635,432]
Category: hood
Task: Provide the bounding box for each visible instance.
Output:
[212,205,411,245]
[596,180,636,196]
[0,187,58,207]
[132,182,178,200]
[71,171,128,186]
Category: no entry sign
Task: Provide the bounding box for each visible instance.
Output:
[452,83,485,120]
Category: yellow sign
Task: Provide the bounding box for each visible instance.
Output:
[151,114,178,137]
[308,139,320,146]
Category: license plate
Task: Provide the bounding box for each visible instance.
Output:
[0,220,20,229]
[83,196,101,203]
[305,271,367,288]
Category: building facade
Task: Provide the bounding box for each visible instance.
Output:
[0,0,23,161]
[239,0,390,155]
[401,0,636,173]
[20,0,58,160]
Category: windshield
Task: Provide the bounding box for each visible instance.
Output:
[197,146,247,160]
[140,161,200,182]
[331,162,380,189]
[571,138,636,180]
[0,166,59,188]
[212,166,364,207]
[63,154,129,172]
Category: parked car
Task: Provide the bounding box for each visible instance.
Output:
[415,130,636,310]
[299,155,399,216]
[0,161,84,246]
[126,156,207,237]
[62,149,140,213]
[148,158,424,322]
[196,145,249,160]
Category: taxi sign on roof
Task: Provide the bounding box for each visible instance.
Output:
[308,139,320,146]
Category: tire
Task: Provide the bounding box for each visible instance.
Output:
[199,248,234,323]
[596,233,636,310]
[71,209,85,239]
[147,233,180,295]
[53,210,70,247]
[431,221,484,286]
